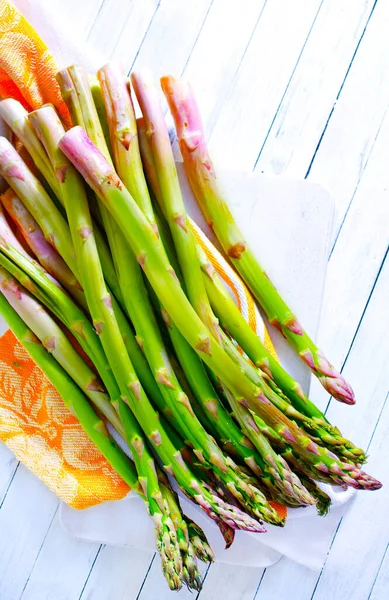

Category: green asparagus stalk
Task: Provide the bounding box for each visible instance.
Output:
[157,467,214,564]
[131,71,221,343]
[88,75,113,158]
[0,201,34,260]
[159,479,202,590]
[57,66,131,291]
[292,473,331,517]
[0,290,184,590]
[53,125,264,532]
[57,66,152,331]
[131,70,300,512]
[138,120,364,466]
[0,98,123,308]
[0,226,168,435]
[97,63,158,234]
[0,137,78,275]
[59,126,381,492]
[1,188,86,309]
[0,264,126,436]
[132,110,314,505]
[99,67,287,522]
[186,517,215,563]
[95,66,279,523]
[223,386,314,505]
[27,106,163,412]
[196,242,366,464]
[0,98,60,197]
[161,75,355,406]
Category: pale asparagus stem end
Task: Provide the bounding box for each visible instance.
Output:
[59,126,113,189]
[300,349,355,404]
[160,75,205,150]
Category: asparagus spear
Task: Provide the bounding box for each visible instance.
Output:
[0,289,183,590]
[97,63,158,234]
[0,137,78,275]
[137,118,365,467]
[0,99,123,308]
[96,66,283,524]
[0,98,60,197]
[130,71,304,512]
[159,466,214,565]
[57,65,134,312]
[131,71,221,343]
[0,264,134,443]
[0,201,34,259]
[0,227,170,441]
[186,517,215,563]
[0,188,86,309]
[88,75,113,158]
[161,75,355,406]
[125,99,312,504]
[195,242,366,464]
[292,473,331,517]
[59,126,381,492]
[49,124,263,532]
[158,478,202,590]
[0,245,213,584]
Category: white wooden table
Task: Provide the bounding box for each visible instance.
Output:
[1,0,388,598]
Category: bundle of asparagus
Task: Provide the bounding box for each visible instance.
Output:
[0,63,381,591]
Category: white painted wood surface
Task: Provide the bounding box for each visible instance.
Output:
[0,0,388,598]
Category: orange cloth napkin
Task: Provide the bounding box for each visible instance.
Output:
[0,0,71,124]
[0,0,285,519]
[0,0,129,509]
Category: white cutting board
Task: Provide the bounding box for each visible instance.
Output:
[60,167,344,570]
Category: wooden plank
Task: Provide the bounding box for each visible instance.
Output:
[78,545,154,600]
[59,0,103,36]
[307,101,389,414]
[254,559,318,600]
[0,466,58,600]
[179,0,268,138]
[207,0,323,170]
[86,0,159,69]
[131,0,212,76]
[311,384,389,600]
[369,544,389,600]
[0,444,18,504]
[315,104,389,372]
[255,0,376,178]
[324,251,389,450]
[197,563,265,600]
[305,0,389,238]
[19,513,100,600]
[257,253,389,600]
[256,254,389,600]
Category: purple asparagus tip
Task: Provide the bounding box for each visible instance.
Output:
[316,351,355,404]
[321,374,355,405]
